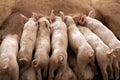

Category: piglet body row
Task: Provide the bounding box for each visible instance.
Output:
[79,26,114,80]
[65,16,97,80]
[79,10,120,80]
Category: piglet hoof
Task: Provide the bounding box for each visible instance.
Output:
[115,76,119,80]
[18,58,28,66]
[48,73,54,80]
[48,77,53,80]
[109,75,114,80]
[94,70,98,76]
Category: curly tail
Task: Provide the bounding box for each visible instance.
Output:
[58,55,64,64]
[2,58,9,69]
[32,59,40,68]
[107,49,116,58]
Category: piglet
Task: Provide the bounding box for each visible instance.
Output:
[64,15,97,80]
[20,66,37,80]
[0,34,19,80]
[32,16,51,80]
[78,26,115,80]
[48,10,68,80]
[79,9,120,80]
[18,13,39,74]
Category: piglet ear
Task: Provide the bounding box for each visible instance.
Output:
[79,15,87,24]
[38,13,44,18]
[50,9,56,23]
[32,12,39,21]
[88,9,96,18]
[59,11,65,21]
[20,13,28,21]
[72,13,81,24]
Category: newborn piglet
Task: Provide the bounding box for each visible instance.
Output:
[32,16,51,80]
[48,10,68,80]
[0,34,19,80]
[18,13,39,74]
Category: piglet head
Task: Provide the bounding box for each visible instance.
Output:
[79,9,96,24]
[38,17,50,31]
[73,9,96,25]
[20,13,40,31]
[73,13,82,25]
[64,16,76,27]
[50,10,64,23]
[32,12,39,22]
[32,12,43,27]
[32,12,45,21]
[20,13,38,26]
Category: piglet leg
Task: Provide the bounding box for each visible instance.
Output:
[100,66,108,80]
[43,66,48,80]
[90,57,98,75]
[108,64,114,79]
[114,62,119,80]
[55,70,64,80]
[37,68,42,80]
[48,64,54,80]
[9,61,19,80]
